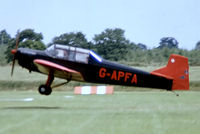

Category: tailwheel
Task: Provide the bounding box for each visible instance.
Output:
[38,85,52,95]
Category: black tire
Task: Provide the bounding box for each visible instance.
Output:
[45,86,52,95]
[38,85,52,95]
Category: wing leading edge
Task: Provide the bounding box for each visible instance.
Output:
[33,59,84,81]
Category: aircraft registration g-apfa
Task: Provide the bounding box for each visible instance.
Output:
[11,36,189,95]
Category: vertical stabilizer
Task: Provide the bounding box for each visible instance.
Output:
[151,54,189,90]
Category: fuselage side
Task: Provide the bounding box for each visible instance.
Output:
[16,46,173,90]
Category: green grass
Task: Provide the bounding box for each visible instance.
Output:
[0,45,7,65]
[0,66,200,133]
[0,91,200,134]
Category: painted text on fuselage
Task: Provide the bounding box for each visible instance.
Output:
[99,68,137,84]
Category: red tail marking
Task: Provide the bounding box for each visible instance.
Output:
[151,54,189,90]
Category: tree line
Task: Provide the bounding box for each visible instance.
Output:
[1,28,200,66]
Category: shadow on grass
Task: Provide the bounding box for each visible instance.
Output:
[1,106,62,110]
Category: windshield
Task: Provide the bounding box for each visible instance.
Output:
[45,44,92,64]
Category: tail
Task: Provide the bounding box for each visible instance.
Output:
[151,54,189,90]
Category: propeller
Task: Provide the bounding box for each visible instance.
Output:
[11,33,20,76]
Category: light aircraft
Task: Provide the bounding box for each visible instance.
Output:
[11,37,189,95]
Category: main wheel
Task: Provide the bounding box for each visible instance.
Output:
[38,85,52,95]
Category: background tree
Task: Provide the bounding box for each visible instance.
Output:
[93,28,137,61]
[137,43,147,50]
[19,29,43,42]
[52,32,91,49]
[195,41,200,50]
[5,29,46,63]
[0,28,199,66]
[0,30,11,45]
[158,37,179,49]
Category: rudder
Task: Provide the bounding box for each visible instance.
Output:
[151,54,189,90]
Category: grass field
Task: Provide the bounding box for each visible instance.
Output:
[0,66,200,134]
[1,91,200,134]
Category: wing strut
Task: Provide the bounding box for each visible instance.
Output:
[52,81,70,89]
[51,74,72,89]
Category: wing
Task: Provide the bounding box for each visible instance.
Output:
[33,59,84,81]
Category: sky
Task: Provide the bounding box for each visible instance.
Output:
[0,0,200,50]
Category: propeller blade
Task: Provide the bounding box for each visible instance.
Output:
[11,32,20,76]
[15,32,20,50]
[11,56,16,76]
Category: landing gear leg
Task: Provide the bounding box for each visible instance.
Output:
[38,71,54,95]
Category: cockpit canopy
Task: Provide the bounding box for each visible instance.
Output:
[45,44,102,64]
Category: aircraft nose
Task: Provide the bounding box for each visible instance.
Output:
[11,49,17,54]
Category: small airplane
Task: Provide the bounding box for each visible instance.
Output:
[11,36,189,95]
